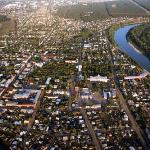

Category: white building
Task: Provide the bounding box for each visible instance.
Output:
[88,75,109,82]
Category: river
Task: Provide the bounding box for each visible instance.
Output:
[114,24,150,73]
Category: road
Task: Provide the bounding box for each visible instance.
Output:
[0,55,32,99]
[80,108,102,150]
[116,87,150,150]
[68,75,75,111]
[27,88,45,130]
[108,45,150,150]
[129,0,150,15]
[75,36,102,150]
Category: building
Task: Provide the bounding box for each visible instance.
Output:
[81,88,92,100]
[13,89,41,106]
[88,75,109,82]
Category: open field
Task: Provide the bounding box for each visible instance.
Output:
[105,0,147,16]
[0,20,15,34]
[56,0,150,21]
[57,3,109,21]
[0,15,14,34]
[134,0,150,11]
[0,15,10,22]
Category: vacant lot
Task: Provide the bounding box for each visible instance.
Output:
[57,0,149,21]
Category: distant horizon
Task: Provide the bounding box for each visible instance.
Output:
[79,0,119,2]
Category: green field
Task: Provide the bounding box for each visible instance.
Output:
[57,3,109,21]
[128,23,150,60]
[105,0,147,16]
[0,15,10,22]
[0,16,14,34]
[56,0,149,21]
[134,0,150,11]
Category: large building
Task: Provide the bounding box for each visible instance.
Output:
[88,75,109,82]
[13,89,41,106]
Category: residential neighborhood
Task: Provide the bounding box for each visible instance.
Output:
[0,0,150,149]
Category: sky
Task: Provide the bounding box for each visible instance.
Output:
[79,0,119,2]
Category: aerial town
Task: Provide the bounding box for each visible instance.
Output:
[0,0,150,150]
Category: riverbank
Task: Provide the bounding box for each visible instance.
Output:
[114,24,150,73]
[106,21,134,45]
[128,23,150,60]
[128,42,142,54]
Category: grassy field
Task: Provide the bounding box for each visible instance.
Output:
[57,3,109,21]
[134,0,150,11]
[56,0,149,21]
[105,0,147,16]
[0,15,10,22]
[128,23,150,60]
[0,15,14,34]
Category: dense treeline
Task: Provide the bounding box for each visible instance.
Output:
[128,23,150,60]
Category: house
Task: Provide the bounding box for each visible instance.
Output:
[84,43,91,49]
[0,100,4,106]
[45,77,51,85]
[6,101,18,106]
[65,60,78,64]
[123,114,128,121]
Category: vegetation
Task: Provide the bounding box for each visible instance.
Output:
[0,15,10,22]
[56,3,109,22]
[105,0,147,16]
[56,1,148,21]
[80,28,93,39]
[106,21,134,45]
[128,23,150,60]
[0,16,14,34]
[28,62,76,86]
[32,55,42,63]
[134,0,150,11]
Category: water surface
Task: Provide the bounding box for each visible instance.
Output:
[114,25,150,72]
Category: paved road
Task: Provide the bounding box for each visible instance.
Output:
[76,83,101,149]
[129,0,150,15]
[27,88,45,130]
[0,55,32,99]
[105,29,150,149]
[116,87,150,150]
[80,108,102,150]
[68,75,75,111]
[108,45,150,150]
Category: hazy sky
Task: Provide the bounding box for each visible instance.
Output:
[80,0,119,2]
